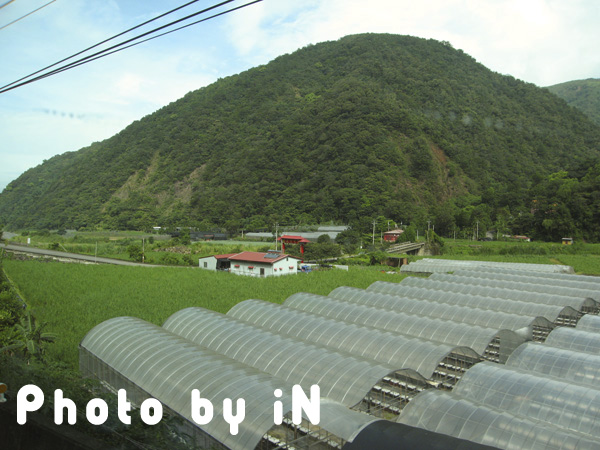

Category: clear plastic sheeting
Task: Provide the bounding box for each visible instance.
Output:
[576,314,600,333]
[454,362,600,438]
[367,281,579,325]
[80,317,296,450]
[330,286,553,339]
[162,307,424,411]
[397,390,600,450]
[453,265,600,285]
[545,327,600,354]
[80,317,381,450]
[506,342,600,389]
[451,270,600,300]
[400,258,574,274]
[431,272,600,305]
[284,292,526,363]
[398,277,597,314]
[227,299,481,383]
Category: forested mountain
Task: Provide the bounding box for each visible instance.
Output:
[1,34,600,240]
[547,78,600,125]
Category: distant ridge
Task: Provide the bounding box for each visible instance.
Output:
[547,78,600,125]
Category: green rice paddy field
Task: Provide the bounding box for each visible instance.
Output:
[2,260,401,368]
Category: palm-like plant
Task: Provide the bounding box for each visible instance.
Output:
[0,310,57,362]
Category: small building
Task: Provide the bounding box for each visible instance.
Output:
[512,235,531,242]
[198,251,301,277]
[562,237,574,245]
[383,229,404,243]
[278,235,311,255]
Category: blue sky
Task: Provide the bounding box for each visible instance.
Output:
[0,0,599,192]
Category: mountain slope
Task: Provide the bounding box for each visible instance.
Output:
[1,33,599,231]
[546,78,600,125]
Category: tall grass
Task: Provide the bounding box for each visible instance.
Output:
[2,259,402,369]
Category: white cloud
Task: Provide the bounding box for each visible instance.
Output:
[224,0,600,86]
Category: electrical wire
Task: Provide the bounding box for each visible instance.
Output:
[0,0,55,31]
[0,0,264,94]
[35,0,264,80]
[0,0,220,91]
[0,0,17,10]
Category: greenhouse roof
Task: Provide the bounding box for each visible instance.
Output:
[398,390,599,450]
[227,299,480,381]
[80,316,382,449]
[162,306,425,409]
[506,341,600,389]
[329,286,553,338]
[283,292,525,362]
[367,280,579,323]
[454,362,600,438]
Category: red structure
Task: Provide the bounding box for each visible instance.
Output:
[383,229,404,243]
[278,235,311,255]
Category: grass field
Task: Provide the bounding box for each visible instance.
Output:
[5,235,600,370]
[2,259,402,369]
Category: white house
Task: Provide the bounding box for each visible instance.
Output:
[198,251,301,277]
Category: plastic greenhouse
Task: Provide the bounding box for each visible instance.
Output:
[399,277,598,314]
[329,286,554,341]
[544,327,600,354]
[450,270,600,300]
[368,281,581,326]
[431,272,600,305]
[162,307,428,417]
[400,259,574,274]
[227,300,481,388]
[397,390,599,450]
[79,316,391,450]
[283,292,526,363]
[453,362,600,437]
[576,314,600,333]
[506,341,600,388]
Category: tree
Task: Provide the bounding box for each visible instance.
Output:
[127,244,143,262]
[1,311,57,362]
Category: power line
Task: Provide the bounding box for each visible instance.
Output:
[36,0,264,81]
[0,0,263,94]
[0,0,56,31]
[0,1,17,10]
[0,0,219,91]
[27,0,252,84]
[0,0,265,93]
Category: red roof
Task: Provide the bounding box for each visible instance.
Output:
[228,251,300,264]
[278,235,311,243]
[384,229,404,235]
[213,253,238,259]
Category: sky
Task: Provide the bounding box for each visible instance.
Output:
[0,0,599,192]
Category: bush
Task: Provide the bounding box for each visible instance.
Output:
[127,244,143,262]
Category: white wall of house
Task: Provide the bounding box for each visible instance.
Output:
[230,257,298,277]
[198,256,217,271]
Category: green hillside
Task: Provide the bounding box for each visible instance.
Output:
[547,78,600,125]
[1,33,599,239]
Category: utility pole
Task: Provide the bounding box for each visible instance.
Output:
[142,238,145,263]
[476,221,479,241]
[275,222,279,251]
[372,220,377,246]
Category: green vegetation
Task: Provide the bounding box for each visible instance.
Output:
[547,78,600,125]
[1,34,599,241]
[1,258,404,369]
[6,230,272,265]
